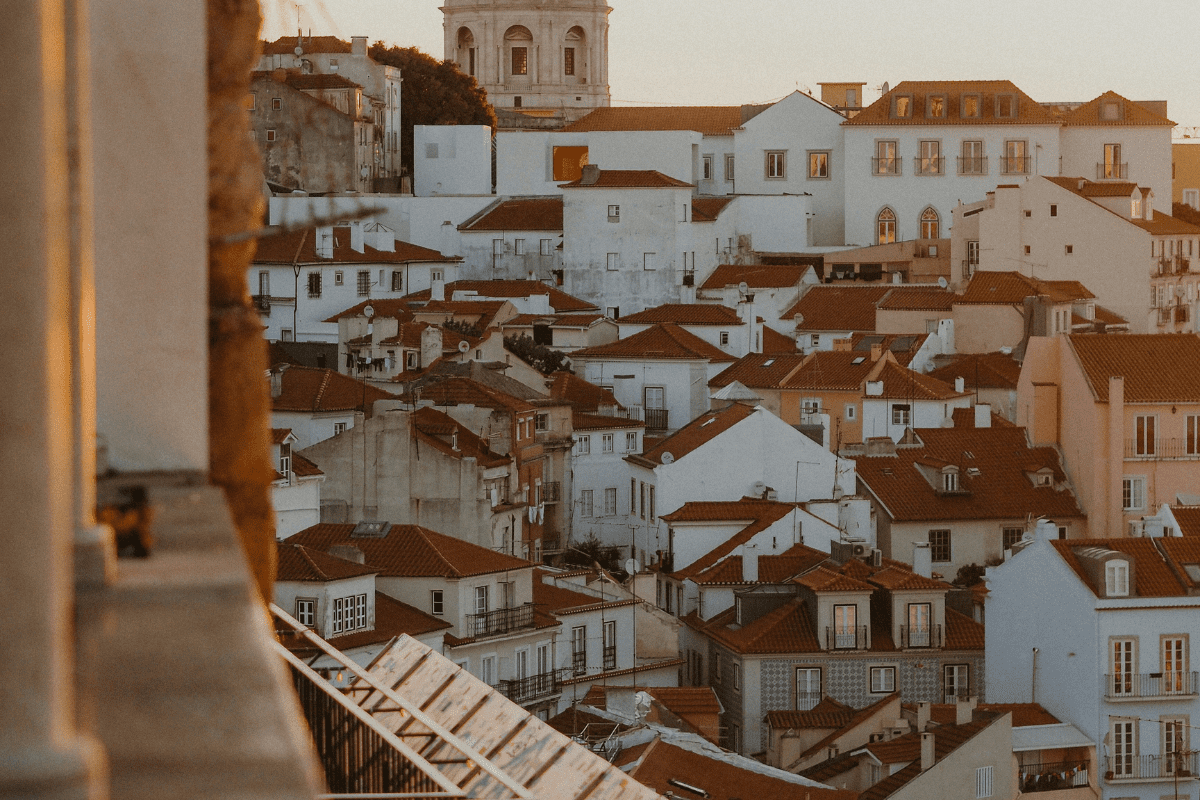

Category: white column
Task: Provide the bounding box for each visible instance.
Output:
[0,1,106,797]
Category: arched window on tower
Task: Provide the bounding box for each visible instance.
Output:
[920,206,940,239]
[505,26,533,80]
[565,26,587,84]
[877,207,896,245]
[456,27,476,78]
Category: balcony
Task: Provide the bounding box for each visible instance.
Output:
[914,157,945,176]
[541,481,561,503]
[872,157,901,176]
[796,690,821,711]
[497,669,567,705]
[1020,760,1091,793]
[1104,670,1199,699]
[900,624,943,649]
[644,407,669,431]
[571,650,586,675]
[958,155,988,175]
[465,603,536,639]
[1123,439,1200,461]
[1000,156,1032,175]
[824,626,869,650]
[250,294,271,313]
[1107,752,1199,781]
[1097,162,1129,180]
[603,645,617,670]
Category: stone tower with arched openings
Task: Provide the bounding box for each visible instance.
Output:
[442,0,611,123]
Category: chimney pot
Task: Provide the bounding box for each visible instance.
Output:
[580,164,601,185]
[954,376,965,393]
[920,732,935,771]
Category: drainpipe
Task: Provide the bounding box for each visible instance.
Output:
[1031,647,1039,704]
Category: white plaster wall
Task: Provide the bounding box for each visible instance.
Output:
[571,425,642,547]
[495,130,588,196]
[273,478,323,539]
[860,395,970,443]
[576,358,709,433]
[457,229,562,281]
[586,130,702,185]
[271,410,356,450]
[1060,124,1172,203]
[413,125,493,196]
[729,194,813,253]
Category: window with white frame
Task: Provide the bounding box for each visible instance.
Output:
[1188,415,1200,455]
[580,489,593,517]
[1122,476,1146,510]
[514,238,526,255]
[1164,636,1188,694]
[1111,638,1135,695]
[1110,718,1136,777]
[607,205,620,222]
[702,155,712,180]
[725,154,734,181]
[643,252,655,270]
[474,585,489,615]
[845,404,857,421]
[1134,414,1157,456]
[606,252,618,271]
[334,270,343,286]
[625,431,637,452]
[576,434,590,455]
[332,597,344,633]
[431,590,444,615]
[571,625,587,674]
[796,668,821,710]
[944,663,969,702]
[917,140,942,176]
[808,150,830,179]
[1106,560,1130,597]
[356,270,370,296]
[891,403,911,426]
[480,655,495,685]
[334,422,347,435]
[765,150,786,179]
[603,620,617,669]
[296,598,315,627]
[601,433,613,453]
[875,140,899,175]
[833,604,857,649]
[540,238,552,255]
[603,487,617,516]
[870,666,895,693]
[1164,717,1189,773]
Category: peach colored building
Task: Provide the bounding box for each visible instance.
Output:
[1018,333,1200,538]
[1174,142,1200,208]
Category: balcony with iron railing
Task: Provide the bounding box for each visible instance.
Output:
[796,691,822,711]
[603,645,617,670]
[541,481,561,503]
[1106,752,1199,781]
[464,603,536,639]
[1105,670,1199,699]
[914,157,945,176]
[1019,760,1091,794]
[824,626,869,650]
[1097,162,1129,180]
[1000,156,1032,175]
[872,157,901,176]
[497,669,567,705]
[1124,439,1200,461]
[644,407,669,431]
[958,155,988,175]
[571,649,587,675]
[900,624,943,649]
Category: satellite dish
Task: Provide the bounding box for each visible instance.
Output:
[937,277,948,289]
[738,281,750,296]
[881,81,890,95]
[363,304,374,319]
[1176,285,1187,298]
[458,340,470,353]
[360,166,370,179]
[660,452,674,464]
[293,45,303,56]
[624,558,640,575]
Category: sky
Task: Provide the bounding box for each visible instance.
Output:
[261,0,1200,135]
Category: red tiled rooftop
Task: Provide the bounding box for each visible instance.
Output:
[795,566,875,592]
[1060,91,1175,127]
[572,412,644,431]
[255,226,457,266]
[1052,538,1188,597]
[620,304,743,326]
[402,280,596,313]
[561,105,749,136]
[270,366,396,413]
[691,197,735,221]
[929,702,1058,728]
[570,323,736,363]
[958,271,1096,305]
[700,263,814,291]
[763,325,799,355]
[778,351,881,391]
[872,360,967,401]
[559,169,693,189]
[636,402,756,466]
[459,197,563,232]
[261,35,352,54]
[783,285,896,331]
[549,372,621,412]
[276,543,378,582]
[710,353,806,389]
[844,80,1058,127]
[1068,333,1200,402]
[1172,507,1200,538]
[927,352,1022,391]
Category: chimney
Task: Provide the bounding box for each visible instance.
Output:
[421,325,441,368]
[270,366,286,398]
[955,697,976,725]
[870,343,884,362]
[954,376,965,393]
[327,544,365,564]
[371,227,396,252]
[912,542,932,578]
[351,36,367,55]
[920,732,935,771]
[865,380,884,396]
[742,543,759,582]
[431,279,445,302]
[1034,518,1057,542]
[271,66,288,83]
[916,702,931,731]
[315,226,334,259]
[974,403,991,428]
[580,164,601,185]
[350,220,365,253]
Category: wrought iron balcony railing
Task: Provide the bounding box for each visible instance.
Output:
[497,669,567,704]
[464,603,535,639]
[900,624,943,649]
[1105,670,1199,699]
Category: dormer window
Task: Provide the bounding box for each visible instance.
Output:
[943,470,959,492]
[961,94,981,118]
[995,94,1016,118]
[1106,560,1129,596]
[1101,100,1121,121]
[926,95,946,118]
[893,95,912,118]
[279,442,291,476]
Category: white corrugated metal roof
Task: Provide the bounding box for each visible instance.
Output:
[1011,723,1094,752]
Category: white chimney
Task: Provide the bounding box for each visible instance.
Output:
[315,226,334,259]
[915,702,931,731]
[420,325,441,368]
[351,36,367,56]
[742,543,759,583]
[912,542,932,578]
[955,697,975,725]
[920,732,935,771]
[1034,518,1057,542]
[350,220,365,253]
[974,403,991,428]
[431,279,445,302]
[954,376,965,393]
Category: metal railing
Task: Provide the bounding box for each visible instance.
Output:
[1124,439,1200,460]
[682,271,695,287]
[1105,670,1199,698]
[541,481,561,503]
[1097,162,1129,180]
[497,670,566,704]
[572,649,587,675]
[824,626,868,650]
[1019,760,1090,792]
[796,691,821,711]
[900,624,943,649]
[914,157,945,176]
[1000,156,1032,175]
[1107,752,1199,781]
[958,156,988,175]
[644,408,668,431]
[465,603,535,639]
[251,294,271,313]
[603,645,617,670]
[872,157,901,175]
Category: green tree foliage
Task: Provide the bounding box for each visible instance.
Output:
[564,535,622,574]
[368,44,497,178]
[504,334,570,375]
[1174,202,1200,227]
[442,318,482,339]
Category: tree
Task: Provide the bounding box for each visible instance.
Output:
[564,536,622,574]
[368,44,497,179]
[504,334,570,375]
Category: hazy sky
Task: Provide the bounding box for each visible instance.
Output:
[262,0,1200,133]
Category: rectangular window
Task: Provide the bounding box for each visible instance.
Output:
[474,585,489,615]
[1122,476,1146,510]
[265,129,276,142]
[870,666,896,693]
[630,478,636,512]
[731,662,741,691]
[891,403,911,426]
[354,593,366,629]
[430,590,444,615]
[917,140,942,175]
[1164,717,1188,773]
[976,766,993,798]
[808,150,830,179]
[514,238,526,255]
[1003,527,1024,551]
[356,270,370,297]
[271,96,282,110]
[603,620,616,670]
[845,404,857,421]
[639,482,646,519]
[540,238,552,255]
[563,47,575,76]
[1134,414,1157,456]
[607,204,620,222]
[1163,636,1188,694]
[926,94,946,118]
[258,271,270,297]
[602,433,613,453]
[307,271,322,298]
[580,489,593,517]
[1110,718,1136,777]
[962,93,980,118]
[1103,143,1124,179]
[833,604,857,649]
[649,486,655,522]
[572,626,587,674]
[577,434,590,455]
[725,154,734,181]
[534,412,549,432]
[995,94,1016,118]
[1187,415,1200,455]
[765,151,786,179]
[796,668,821,710]
[625,431,637,452]
[246,92,256,110]
[333,422,347,436]
[481,655,495,685]
[702,155,712,180]
[332,597,344,633]
[958,139,985,174]
[1002,140,1029,174]
[606,252,618,270]
[604,487,617,516]
[334,270,343,286]
[907,602,932,647]
[296,599,315,627]
[893,95,912,117]
[389,270,401,292]
[875,140,899,175]
[511,47,528,76]
[1112,638,1136,695]
[944,663,969,702]
[929,529,951,563]
[643,252,655,271]
[1106,561,1130,596]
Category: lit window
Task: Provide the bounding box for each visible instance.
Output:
[511,46,528,75]
[877,207,897,244]
[926,95,946,118]
[808,151,830,179]
[918,141,942,176]
[875,140,899,175]
[920,206,940,238]
[961,94,980,118]
[893,95,912,117]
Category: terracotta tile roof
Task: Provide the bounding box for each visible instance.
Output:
[549,372,621,412]
[533,571,636,616]
[795,566,875,592]
[570,323,737,363]
[866,566,947,591]
[501,312,605,327]
[666,504,822,582]
[361,322,476,351]
[459,197,563,232]
[848,333,930,367]
[1052,538,1188,597]
[280,591,454,654]
[1157,536,1200,592]
[928,352,1022,390]
[788,693,904,765]
[929,702,1058,728]
[640,686,723,717]
[637,403,757,466]
[689,545,829,586]
[559,169,693,189]
[402,280,596,312]
[254,226,457,266]
[1092,305,1129,325]
[285,521,533,578]
[561,105,748,136]
[957,271,1096,305]
[621,303,743,326]
[943,608,986,650]
[1077,181,1139,197]
[779,351,880,391]
[784,286,896,331]
[873,360,968,401]
[687,598,821,655]
[409,406,512,468]
[406,376,535,414]
[661,497,793,523]
[276,72,362,91]
[572,412,644,431]
[1060,91,1175,127]
[271,366,396,413]
[276,543,378,582]
[877,289,955,311]
[1068,333,1200,402]
[290,452,324,478]
[557,658,685,686]
[763,325,799,355]
[271,428,295,444]
[545,707,628,740]
[626,738,856,800]
[1172,507,1200,538]
[415,300,513,329]
[261,35,352,54]
[700,263,813,291]
[1130,212,1200,236]
[710,353,806,389]
[844,80,1058,126]
[691,197,735,221]
[766,697,856,730]
[949,406,1015,429]
[855,426,1084,523]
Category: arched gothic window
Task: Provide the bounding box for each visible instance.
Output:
[920,207,940,239]
[877,207,896,245]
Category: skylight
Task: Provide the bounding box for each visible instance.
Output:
[762,359,775,367]
[852,357,866,365]
[1184,564,1200,582]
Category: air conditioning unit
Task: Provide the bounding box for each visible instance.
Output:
[869,733,886,743]
[851,543,869,557]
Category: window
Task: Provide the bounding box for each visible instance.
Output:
[891,403,910,425]
[246,92,256,110]
[1164,636,1188,694]
[356,270,370,297]
[870,666,896,693]
[907,602,931,647]
[625,431,637,452]
[630,478,637,515]
[1002,140,1029,174]
[1134,414,1157,456]
[306,271,322,299]
[929,529,951,562]
[354,593,366,629]
[730,662,741,691]
[603,487,617,516]
[643,252,655,271]
[1187,415,1200,455]
[810,334,820,348]
[606,306,619,320]
[332,597,344,633]
[845,404,857,421]
[1003,527,1024,551]
[271,96,282,110]
[265,129,276,142]
[892,94,912,117]
[649,486,655,522]
[474,585,489,615]
[296,599,315,627]
[601,433,613,453]
[833,604,857,649]
[765,150,786,179]
[920,206,940,238]
[540,238,552,255]
[514,238,525,255]
[279,442,291,476]
[702,155,712,180]
[1106,561,1130,596]
[606,252,618,270]
[431,590,444,615]
[334,270,343,286]
[480,655,495,685]
[257,271,270,297]
[1103,143,1124,179]
[572,626,587,674]
[926,94,946,118]
[917,141,942,175]
[1122,476,1146,510]
[580,489,593,517]
[995,94,1016,118]
[808,151,830,179]
[875,140,899,175]
[944,664,969,702]
[511,46,528,75]
[877,207,897,244]
[943,470,959,493]
[961,94,980,118]
[607,205,620,222]
[281,327,292,341]
[1111,638,1136,695]
[577,434,590,455]
[603,620,616,670]
[975,766,993,798]
[724,154,734,181]
[796,668,821,710]
[1110,718,1136,777]
[1065,245,1073,255]
[563,47,575,76]
[333,422,346,435]
[1164,717,1188,773]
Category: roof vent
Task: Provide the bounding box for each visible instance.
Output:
[580,164,601,185]
[351,520,392,538]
